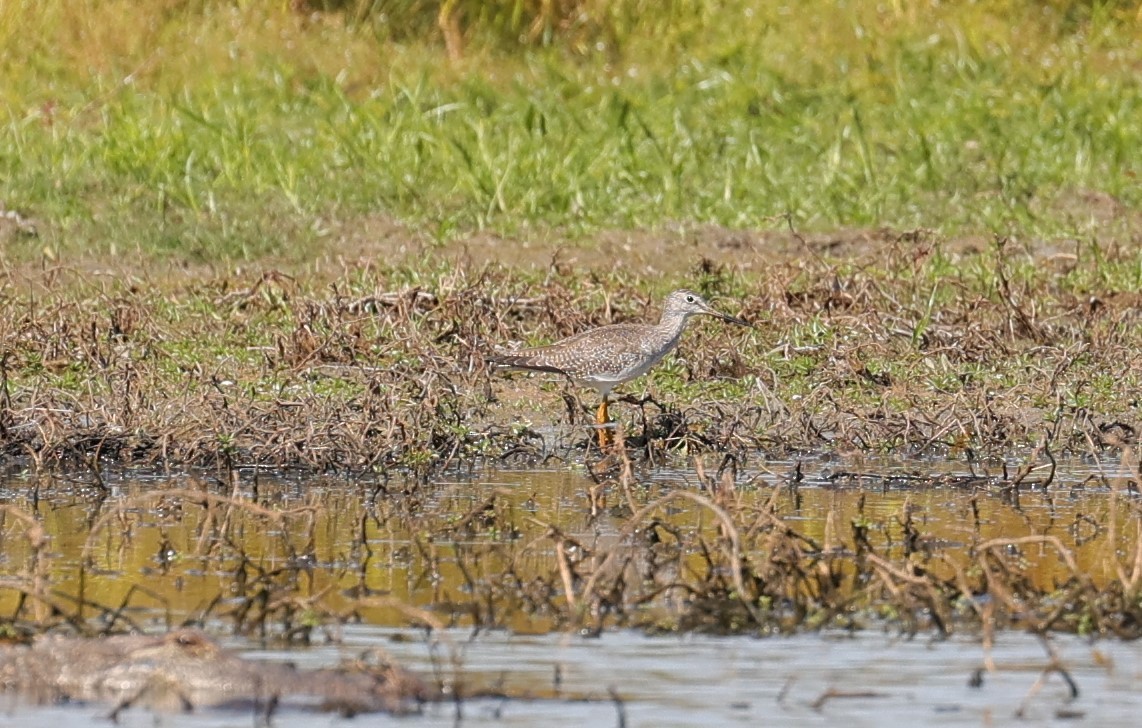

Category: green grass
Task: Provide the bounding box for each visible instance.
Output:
[1,1,1140,264]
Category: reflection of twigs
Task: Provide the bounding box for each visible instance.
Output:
[1116,512,1142,597]
[521,518,591,613]
[353,594,462,697]
[1014,635,1079,718]
[81,489,319,563]
[741,501,821,553]
[555,540,577,610]
[617,430,639,514]
[1,582,143,635]
[866,553,927,586]
[106,583,172,633]
[776,675,796,705]
[355,595,449,635]
[1007,427,1058,490]
[937,553,984,617]
[608,686,628,728]
[577,490,761,625]
[444,487,513,534]
[811,687,888,711]
[865,552,952,634]
[976,535,1082,577]
[0,504,42,533]
[0,504,50,622]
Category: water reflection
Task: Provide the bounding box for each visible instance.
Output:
[6,628,1139,727]
[0,455,1136,633]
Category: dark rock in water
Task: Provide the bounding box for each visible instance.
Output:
[0,629,431,716]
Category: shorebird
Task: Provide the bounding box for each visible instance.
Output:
[487,289,750,446]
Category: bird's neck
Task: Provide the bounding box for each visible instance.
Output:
[657,310,691,339]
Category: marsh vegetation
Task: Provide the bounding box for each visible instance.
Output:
[1,0,1141,722]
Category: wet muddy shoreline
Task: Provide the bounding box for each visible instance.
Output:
[2,234,1140,476]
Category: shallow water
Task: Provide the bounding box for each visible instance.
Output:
[6,628,1142,726]
[2,455,1135,628]
[0,454,1140,724]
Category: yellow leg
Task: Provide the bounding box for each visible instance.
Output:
[596,398,612,448]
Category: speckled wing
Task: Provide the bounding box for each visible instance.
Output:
[487,323,663,387]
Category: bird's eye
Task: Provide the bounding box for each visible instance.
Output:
[685,295,695,303]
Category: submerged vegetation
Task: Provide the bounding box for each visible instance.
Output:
[2,460,1142,642]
